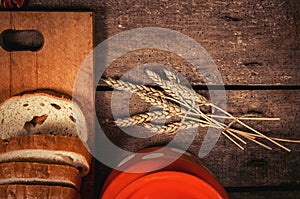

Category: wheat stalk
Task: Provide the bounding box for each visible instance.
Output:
[115,110,174,127]
[207,104,291,152]
[207,114,280,121]
[142,120,243,150]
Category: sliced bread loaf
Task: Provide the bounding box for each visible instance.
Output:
[0,92,88,143]
[0,162,82,190]
[0,184,81,199]
[0,135,92,176]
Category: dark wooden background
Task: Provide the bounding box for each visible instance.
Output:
[1,0,299,198]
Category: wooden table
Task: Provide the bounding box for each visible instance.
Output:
[1,0,299,198]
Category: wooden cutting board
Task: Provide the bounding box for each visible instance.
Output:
[0,11,95,198]
[0,12,93,103]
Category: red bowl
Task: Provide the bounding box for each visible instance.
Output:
[100,147,228,199]
[101,155,176,199]
[116,171,223,199]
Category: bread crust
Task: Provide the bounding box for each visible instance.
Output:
[0,162,82,190]
[0,91,74,112]
[14,89,73,100]
[0,184,81,199]
[0,135,92,176]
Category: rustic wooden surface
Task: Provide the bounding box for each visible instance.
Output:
[24,0,299,86]
[1,0,300,198]
[228,190,300,199]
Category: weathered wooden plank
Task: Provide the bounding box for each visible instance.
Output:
[95,89,300,187]
[102,0,299,86]
[28,0,299,86]
[228,190,300,199]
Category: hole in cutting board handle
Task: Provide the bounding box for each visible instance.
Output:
[0,29,44,52]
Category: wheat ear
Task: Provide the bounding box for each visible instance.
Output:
[143,121,201,134]
[103,78,182,116]
[103,78,140,92]
[146,70,208,106]
[164,69,181,84]
[115,110,173,127]
[146,70,216,126]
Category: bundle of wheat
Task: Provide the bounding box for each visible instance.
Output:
[103,69,299,152]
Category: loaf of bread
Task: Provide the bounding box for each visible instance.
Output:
[0,162,82,190]
[0,134,92,176]
[0,91,92,198]
[0,92,88,143]
[0,185,81,199]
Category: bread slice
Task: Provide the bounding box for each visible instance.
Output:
[0,184,80,199]
[0,92,88,143]
[0,162,82,190]
[0,135,92,176]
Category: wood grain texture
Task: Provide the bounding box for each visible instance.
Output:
[228,190,300,199]
[9,13,38,96]
[0,13,11,102]
[26,0,299,86]
[0,12,93,103]
[103,0,299,86]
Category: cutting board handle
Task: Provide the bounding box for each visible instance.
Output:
[0,29,44,52]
